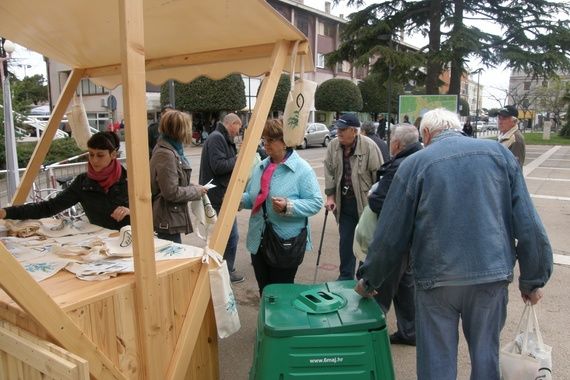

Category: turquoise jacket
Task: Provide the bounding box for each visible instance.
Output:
[242,150,323,254]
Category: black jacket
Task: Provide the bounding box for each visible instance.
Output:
[199,124,237,211]
[368,133,390,163]
[368,142,423,214]
[5,168,130,230]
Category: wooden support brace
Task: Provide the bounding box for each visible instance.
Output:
[208,40,290,255]
[165,263,211,380]
[11,69,84,205]
[0,244,125,380]
[118,0,164,379]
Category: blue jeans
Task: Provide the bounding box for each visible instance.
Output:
[224,220,239,272]
[338,196,359,280]
[415,281,508,380]
[157,232,181,244]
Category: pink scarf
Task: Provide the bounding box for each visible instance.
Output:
[87,159,122,193]
[252,162,279,214]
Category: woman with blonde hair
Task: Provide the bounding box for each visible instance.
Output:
[150,110,207,243]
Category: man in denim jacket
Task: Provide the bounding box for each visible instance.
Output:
[356,108,553,379]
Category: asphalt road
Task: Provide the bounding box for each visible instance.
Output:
[183,143,570,380]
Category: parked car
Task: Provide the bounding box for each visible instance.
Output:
[486,121,498,131]
[328,124,338,139]
[299,122,330,149]
[476,122,488,132]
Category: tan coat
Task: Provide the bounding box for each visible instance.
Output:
[324,135,383,221]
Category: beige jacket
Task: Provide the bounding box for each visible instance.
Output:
[324,135,383,221]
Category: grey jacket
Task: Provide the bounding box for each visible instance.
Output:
[150,139,202,235]
[324,134,383,220]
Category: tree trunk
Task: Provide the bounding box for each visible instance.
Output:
[448,0,465,95]
[426,0,442,94]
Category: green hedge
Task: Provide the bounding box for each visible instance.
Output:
[0,137,85,170]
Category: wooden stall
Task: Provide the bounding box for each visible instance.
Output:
[0,1,312,378]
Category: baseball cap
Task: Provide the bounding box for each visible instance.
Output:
[334,113,360,129]
[497,105,518,118]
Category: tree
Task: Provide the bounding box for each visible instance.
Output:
[332,1,570,96]
[358,73,402,117]
[11,74,48,111]
[459,97,469,117]
[161,74,246,113]
[560,89,570,137]
[269,74,291,112]
[534,79,570,131]
[315,78,363,117]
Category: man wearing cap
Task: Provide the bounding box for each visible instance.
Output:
[324,113,383,280]
[497,105,525,166]
[148,104,174,157]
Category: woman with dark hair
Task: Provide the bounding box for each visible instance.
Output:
[150,110,207,243]
[241,119,323,295]
[0,131,130,230]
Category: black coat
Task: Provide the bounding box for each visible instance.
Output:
[5,168,130,230]
[368,142,423,214]
[368,133,390,163]
[199,124,237,211]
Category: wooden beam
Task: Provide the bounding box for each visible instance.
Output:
[118,0,164,379]
[209,40,290,254]
[11,70,84,205]
[84,41,310,80]
[0,244,125,380]
[165,264,211,380]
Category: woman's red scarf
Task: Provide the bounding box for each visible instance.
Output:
[87,159,122,193]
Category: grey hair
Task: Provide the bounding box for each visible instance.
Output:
[419,108,461,137]
[223,113,241,127]
[361,121,377,135]
[391,123,419,147]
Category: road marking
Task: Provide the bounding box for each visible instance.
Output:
[531,194,570,202]
[554,254,570,267]
[523,146,561,177]
[532,167,570,171]
[526,177,570,182]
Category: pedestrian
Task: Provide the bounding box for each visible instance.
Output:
[324,113,383,280]
[463,120,473,137]
[377,114,387,139]
[0,132,130,230]
[366,123,422,346]
[199,113,244,283]
[148,104,173,157]
[150,110,207,243]
[356,108,553,379]
[497,105,525,166]
[360,121,389,163]
[241,119,322,295]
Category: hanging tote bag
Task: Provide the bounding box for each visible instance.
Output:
[352,205,379,262]
[282,42,318,148]
[500,303,552,380]
[202,247,241,339]
[66,93,92,150]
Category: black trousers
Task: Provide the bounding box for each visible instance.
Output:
[251,247,299,297]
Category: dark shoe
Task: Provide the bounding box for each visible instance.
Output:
[230,271,245,284]
[389,333,416,346]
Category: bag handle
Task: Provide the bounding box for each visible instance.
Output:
[289,40,300,88]
[515,303,545,354]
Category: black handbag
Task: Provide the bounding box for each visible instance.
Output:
[261,203,307,269]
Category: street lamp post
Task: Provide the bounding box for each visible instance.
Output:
[1,38,20,203]
[471,68,483,139]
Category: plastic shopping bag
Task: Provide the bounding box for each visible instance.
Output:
[500,304,552,380]
[352,205,378,262]
[202,247,240,339]
[66,94,92,150]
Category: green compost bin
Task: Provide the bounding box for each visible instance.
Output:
[249,280,395,380]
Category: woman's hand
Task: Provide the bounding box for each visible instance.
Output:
[0,209,6,219]
[111,206,130,222]
[196,185,208,196]
[271,197,287,214]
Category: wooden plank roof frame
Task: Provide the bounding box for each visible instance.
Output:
[0,0,312,379]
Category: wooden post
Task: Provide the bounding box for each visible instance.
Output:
[0,245,125,380]
[11,70,84,205]
[118,0,164,378]
[208,40,290,255]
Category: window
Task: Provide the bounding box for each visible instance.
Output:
[523,81,531,91]
[318,21,335,37]
[317,53,325,69]
[295,13,309,36]
[341,61,351,73]
[77,78,108,96]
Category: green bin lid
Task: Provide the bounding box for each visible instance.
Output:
[261,280,386,337]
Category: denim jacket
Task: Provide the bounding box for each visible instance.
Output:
[242,150,323,254]
[360,130,552,294]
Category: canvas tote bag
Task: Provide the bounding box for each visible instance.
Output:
[66,92,92,150]
[282,41,317,147]
[500,303,552,380]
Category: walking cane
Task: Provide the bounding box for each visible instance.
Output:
[312,208,329,284]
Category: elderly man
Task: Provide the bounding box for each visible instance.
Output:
[324,113,383,280]
[360,121,389,162]
[497,105,525,166]
[199,113,244,283]
[367,123,422,346]
[356,108,552,379]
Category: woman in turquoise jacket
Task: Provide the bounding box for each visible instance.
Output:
[242,119,323,295]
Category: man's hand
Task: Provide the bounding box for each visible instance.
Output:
[521,288,543,305]
[354,278,377,298]
[325,194,336,212]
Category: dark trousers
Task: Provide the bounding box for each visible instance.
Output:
[251,248,299,296]
[157,232,182,244]
[338,196,359,280]
[373,253,416,341]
